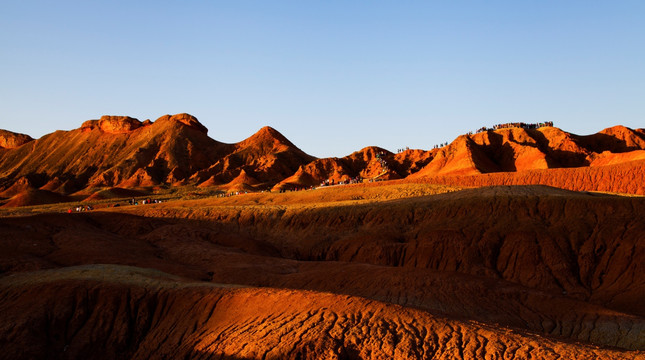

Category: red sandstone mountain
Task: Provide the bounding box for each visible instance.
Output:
[3,115,645,359]
[0,114,229,193]
[0,114,313,205]
[580,125,645,153]
[277,125,645,192]
[275,147,433,189]
[191,126,315,187]
[409,125,645,179]
[1,118,645,206]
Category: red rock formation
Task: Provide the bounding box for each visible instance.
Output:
[0,129,33,149]
[415,159,645,195]
[1,120,645,205]
[193,126,315,186]
[413,136,494,176]
[205,169,263,192]
[154,113,209,134]
[0,177,34,197]
[228,169,260,186]
[410,125,645,181]
[469,128,550,170]
[81,115,143,134]
[580,125,645,153]
[1,265,637,360]
[1,185,643,355]
[588,150,645,167]
[391,149,434,174]
[82,187,147,201]
[0,114,238,200]
[195,175,223,188]
[1,188,71,207]
[275,147,408,189]
[276,158,347,189]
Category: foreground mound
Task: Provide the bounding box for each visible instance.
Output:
[81,187,148,201]
[1,189,71,208]
[1,184,643,354]
[0,265,638,360]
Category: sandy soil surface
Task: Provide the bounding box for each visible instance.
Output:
[0,183,643,359]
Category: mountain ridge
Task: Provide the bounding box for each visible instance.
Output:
[1,115,644,206]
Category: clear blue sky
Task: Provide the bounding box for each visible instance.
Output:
[1,1,643,157]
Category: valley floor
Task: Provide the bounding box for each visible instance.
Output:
[1,182,643,359]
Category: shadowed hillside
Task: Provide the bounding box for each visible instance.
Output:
[274,146,426,189]
[410,125,645,179]
[1,184,643,358]
[0,265,639,360]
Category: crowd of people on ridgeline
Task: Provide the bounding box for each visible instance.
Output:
[375,152,391,175]
[128,198,161,205]
[396,147,410,153]
[316,151,392,189]
[278,187,310,193]
[68,205,93,213]
[429,122,555,150]
[68,198,163,213]
[474,121,554,134]
[216,191,251,197]
[319,176,363,188]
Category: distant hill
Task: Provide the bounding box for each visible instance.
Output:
[190,126,315,187]
[0,114,314,205]
[275,146,433,190]
[1,115,644,206]
[409,125,645,179]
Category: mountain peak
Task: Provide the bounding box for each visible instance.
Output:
[238,126,295,150]
[585,125,645,152]
[0,130,34,149]
[253,126,290,142]
[154,113,208,134]
[81,116,144,134]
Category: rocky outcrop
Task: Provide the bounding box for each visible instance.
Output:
[155,113,209,134]
[81,116,144,134]
[580,125,645,153]
[192,126,316,186]
[0,177,33,197]
[0,189,71,208]
[0,130,33,149]
[275,147,408,189]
